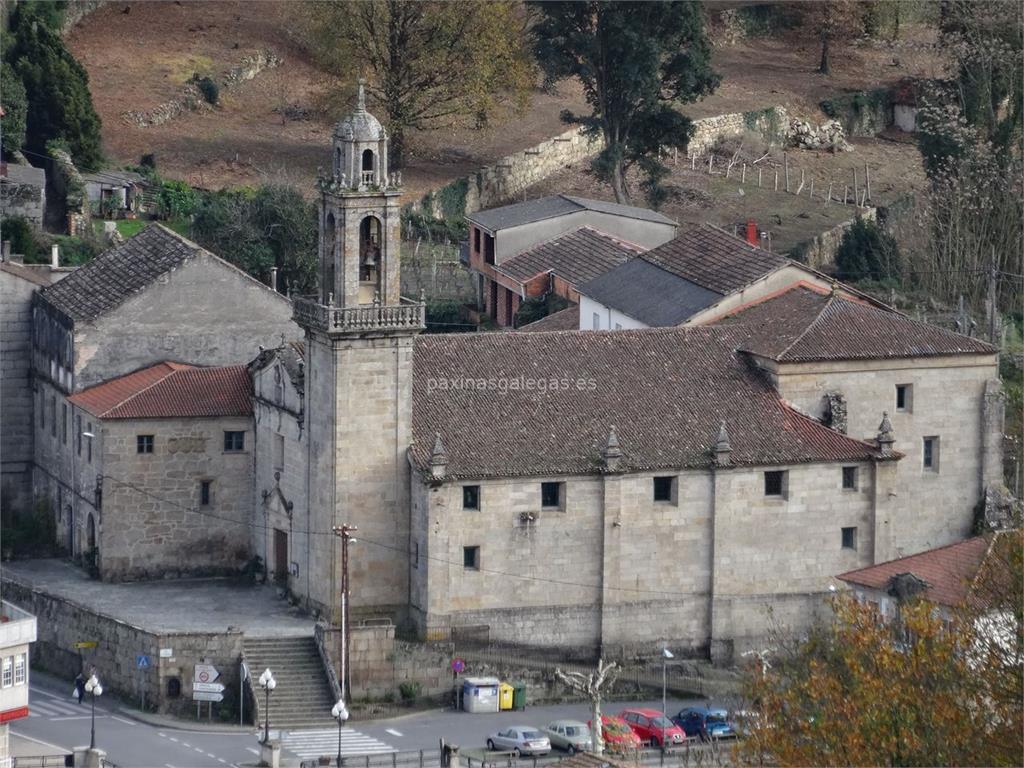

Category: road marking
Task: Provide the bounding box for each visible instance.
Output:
[111,715,136,725]
[50,715,108,721]
[247,747,260,755]
[386,728,403,737]
[218,760,227,764]
[11,730,69,752]
[169,737,179,742]
[183,742,192,748]
[206,753,217,758]
[166,764,177,767]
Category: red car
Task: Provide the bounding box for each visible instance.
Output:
[589,715,643,751]
[619,707,688,747]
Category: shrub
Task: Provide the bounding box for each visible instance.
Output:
[0,62,27,155]
[197,76,219,105]
[835,217,901,283]
[398,681,422,702]
[157,178,200,219]
[140,153,157,171]
[0,216,41,262]
[425,299,473,333]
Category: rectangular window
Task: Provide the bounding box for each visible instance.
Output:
[412,541,419,569]
[137,434,154,454]
[39,392,45,429]
[200,480,212,507]
[462,485,480,510]
[473,227,481,253]
[2,657,11,688]
[653,476,676,503]
[592,313,600,330]
[841,526,858,550]
[484,234,495,265]
[50,396,56,438]
[463,546,480,570]
[62,403,68,445]
[224,431,245,452]
[896,384,913,412]
[842,466,858,490]
[923,436,940,472]
[76,415,83,456]
[764,470,787,498]
[273,433,285,472]
[13,654,25,685]
[86,422,93,463]
[541,481,564,509]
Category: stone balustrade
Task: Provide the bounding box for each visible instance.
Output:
[292,296,425,334]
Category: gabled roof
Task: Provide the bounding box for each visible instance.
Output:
[494,227,643,287]
[641,225,788,295]
[837,534,1015,608]
[518,304,580,332]
[715,285,996,362]
[411,326,887,480]
[1,260,54,287]
[580,258,721,327]
[466,194,677,232]
[249,341,306,392]
[68,362,253,419]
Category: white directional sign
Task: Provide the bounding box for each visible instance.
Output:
[194,664,220,684]
[193,682,226,693]
[192,690,224,702]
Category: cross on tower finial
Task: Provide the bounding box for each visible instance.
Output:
[357,78,367,112]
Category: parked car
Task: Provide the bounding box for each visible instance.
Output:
[589,715,643,751]
[619,707,688,747]
[673,707,737,741]
[543,720,592,753]
[486,726,552,756]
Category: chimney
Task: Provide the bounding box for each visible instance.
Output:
[270,267,278,292]
[745,220,759,247]
[51,244,60,269]
[1,240,10,261]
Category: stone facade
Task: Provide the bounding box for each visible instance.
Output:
[0,164,46,226]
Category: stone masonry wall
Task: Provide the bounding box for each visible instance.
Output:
[792,208,877,269]
[687,106,790,157]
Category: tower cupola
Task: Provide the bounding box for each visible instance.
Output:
[330,79,392,190]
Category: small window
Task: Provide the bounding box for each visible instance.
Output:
[541,481,563,509]
[473,227,481,252]
[764,470,787,498]
[412,541,419,569]
[14,654,25,685]
[653,476,676,503]
[842,466,857,490]
[76,414,83,456]
[50,396,56,438]
[137,434,154,454]
[896,384,912,412]
[923,436,940,472]
[592,313,600,330]
[224,431,246,452]
[62,403,68,444]
[167,677,181,698]
[463,546,480,570]
[463,485,480,510]
[841,526,857,550]
[273,433,285,472]
[200,480,212,507]
[2,657,11,688]
[86,422,93,463]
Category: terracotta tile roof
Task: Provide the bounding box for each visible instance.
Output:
[641,225,787,294]
[68,362,253,419]
[837,534,1004,608]
[411,327,886,480]
[715,285,996,361]
[518,304,580,332]
[494,227,643,287]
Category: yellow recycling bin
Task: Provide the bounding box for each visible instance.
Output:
[498,682,514,711]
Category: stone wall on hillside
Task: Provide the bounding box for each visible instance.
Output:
[687,106,790,157]
[791,207,878,268]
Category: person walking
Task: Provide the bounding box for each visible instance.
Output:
[75,672,86,705]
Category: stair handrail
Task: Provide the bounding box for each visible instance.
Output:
[315,621,344,703]
[241,649,261,728]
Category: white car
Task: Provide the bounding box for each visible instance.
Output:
[486,726,552,756]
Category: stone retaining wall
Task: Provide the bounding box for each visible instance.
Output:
[687,106,789,157]
[791,207,878,269]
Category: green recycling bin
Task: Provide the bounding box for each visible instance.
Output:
[512,682,526,711]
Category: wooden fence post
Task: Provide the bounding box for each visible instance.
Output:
[774,169,779,191]
[844,185,850,204]
[826,181,833,206]
[809,179,814,199]
[757,167,762,187]
[865,164,871,202]
[853,167,859,203]
[784,153,790,192]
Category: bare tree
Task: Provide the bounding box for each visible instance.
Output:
[554,659,618,755]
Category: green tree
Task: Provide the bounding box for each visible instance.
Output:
[531,1,719,205]
[301,0,534,169]
[5,2,104,171]
[835,217,901,283]
[0,61,28,155]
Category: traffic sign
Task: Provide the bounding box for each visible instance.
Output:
[193,682,225,693]
[136,655,151,669]
[74,641,97,649]
[194,664,220,684]
[451,658,465,674]
[192,691,224,702]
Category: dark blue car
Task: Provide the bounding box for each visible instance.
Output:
[672,707,737,741]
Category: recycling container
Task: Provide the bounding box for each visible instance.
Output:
[512,682,527,711]
[498,682,514,711]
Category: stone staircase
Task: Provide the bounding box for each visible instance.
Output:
[245,636,337,728]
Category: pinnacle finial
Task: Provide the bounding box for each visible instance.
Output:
[356,78,367,112]
[876,411,895,455]
[713,420,732,466]
[431,432,448,463]
[601,425,623,472]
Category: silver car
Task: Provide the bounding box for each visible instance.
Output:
[543,720,592,753]
[487,726,552,756]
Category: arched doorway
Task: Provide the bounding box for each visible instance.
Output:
[358,215,382,303]
[323,212,336,304]
[361,149,375,185]
[86,514,96,550]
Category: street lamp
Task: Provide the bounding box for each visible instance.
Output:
[259,668,276,744]
[661,648,674,749]
[85,673,103,749]
[332,698,350,766]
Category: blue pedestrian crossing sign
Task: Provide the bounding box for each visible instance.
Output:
[136,654,151,669]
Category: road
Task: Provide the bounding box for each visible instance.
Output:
[18,671,711,766]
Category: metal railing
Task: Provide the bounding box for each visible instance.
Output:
[11,757,73,767]
[292,296,425,334]
[315,621,343,703]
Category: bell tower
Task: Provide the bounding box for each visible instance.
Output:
[293,80,424,625]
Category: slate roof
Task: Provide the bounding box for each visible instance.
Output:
[411,327,887,480]
[68,362,253,419]
[715,285,996,361]
[641,225,788,295]
[1,260,54,287]
[837,535,1000,608]
[466,194,676,232]
[580,258,722,327]
[1,163,45,187]
[38,224,208,322]
[518,304,580,332]
[495,227,643,286]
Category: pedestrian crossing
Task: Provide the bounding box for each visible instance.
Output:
[281,727,395,760]
[27,692,92,720]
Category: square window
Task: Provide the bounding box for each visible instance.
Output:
[923,436,940,472]
[137,434,154,454]
[653,476,676,503]
[764,470,787,497]
[224,431,245,452]
[896,384,913,412]
[200,480,212,507]
[463,546,480,570]
[541,481,563,509]
[842,466,858,490]
[14,654,25,685]
[842,526,857,550]
[463,485,480,510]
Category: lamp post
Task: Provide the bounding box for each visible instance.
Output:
[332,698,349,766]
[332,524,357,701]
[661,648,674,749]
[85,673,103,749]
[259,668,276,744]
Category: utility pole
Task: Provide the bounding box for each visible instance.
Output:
[987,258,998,344]
[332,524,358,702]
